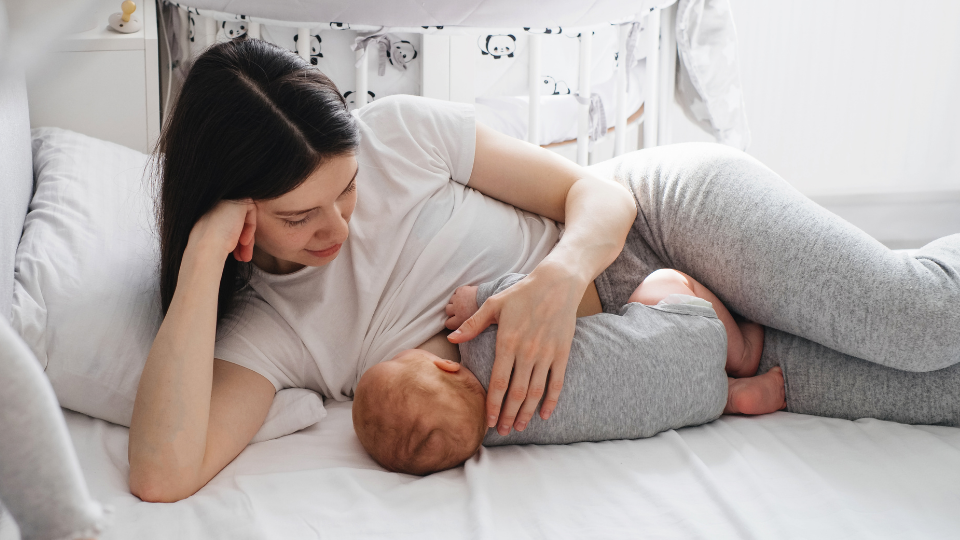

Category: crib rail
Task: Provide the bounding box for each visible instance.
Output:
[171,2,678,165]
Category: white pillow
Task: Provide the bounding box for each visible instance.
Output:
[12,127,323,442]
[251,388,327,444]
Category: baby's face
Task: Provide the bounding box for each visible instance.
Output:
[354,349,488,474]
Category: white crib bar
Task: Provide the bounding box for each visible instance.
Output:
[613,24,629,156]
[576,31,592,166]
[248,21,261,39]
[355,47,369,108]
[177,8,189,59]
[203,15,216,47]
[657,3,678,146]
[642,10,660,149]
[296,28,310,60]
[527,34,541,145]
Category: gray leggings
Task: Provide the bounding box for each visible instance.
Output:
[0,318,108,540]
[590,143,960,426]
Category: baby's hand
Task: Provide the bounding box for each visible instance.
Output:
[445,285,480,331]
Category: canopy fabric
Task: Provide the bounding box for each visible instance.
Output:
[176,0,674,30]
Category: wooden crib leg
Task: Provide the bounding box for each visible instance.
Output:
[614,24,629,156]
[658,3,678,146]
[577,30,593,166]
[355,46,369,108]
[643,9,661,149]
[527,34,541,145]
[203,15,216,48]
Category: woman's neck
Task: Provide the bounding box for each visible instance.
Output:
[251,248,305,275]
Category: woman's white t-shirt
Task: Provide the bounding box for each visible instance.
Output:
[214,95,562,401]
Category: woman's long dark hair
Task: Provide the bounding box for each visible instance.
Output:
[156,38,360,321]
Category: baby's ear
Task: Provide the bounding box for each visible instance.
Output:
[432,358,461,373]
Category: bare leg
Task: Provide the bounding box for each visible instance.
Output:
[725,367,786,415]
[631,269,763,378]
[735,320,764,378]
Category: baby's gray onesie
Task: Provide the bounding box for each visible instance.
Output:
[459,273,729,446]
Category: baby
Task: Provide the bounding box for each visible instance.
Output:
[353,269,785,475]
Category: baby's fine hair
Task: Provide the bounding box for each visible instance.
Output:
[353,362,486,475]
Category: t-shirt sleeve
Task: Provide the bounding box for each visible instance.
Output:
[476,273,527,306]
[214,291,309,392]
[356,94,476,185]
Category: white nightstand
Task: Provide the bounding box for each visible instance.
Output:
[26,0,160,154]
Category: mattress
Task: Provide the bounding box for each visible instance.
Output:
[70,402,960,539]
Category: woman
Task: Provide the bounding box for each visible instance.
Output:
[129,37,634,502]
[129,38,960,502]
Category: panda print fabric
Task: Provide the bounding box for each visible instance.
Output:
[478,34,516,59]
[523,27,563,35]
[388,40,417,69]
[294,33,323,65]
[342,90,376,111]
[221,20,247,39]
[176,16,640,147]
[540,76,571,96]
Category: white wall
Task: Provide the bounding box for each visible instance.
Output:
[669,0,960,199]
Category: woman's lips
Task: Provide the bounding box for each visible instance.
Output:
[306,244,342,258]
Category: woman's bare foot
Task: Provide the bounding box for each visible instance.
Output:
[445,285,480,330]
[726,321,764,378]
[724,366,786,415]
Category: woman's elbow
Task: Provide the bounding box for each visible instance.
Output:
[129,469,198,503]
[611,179,638,222]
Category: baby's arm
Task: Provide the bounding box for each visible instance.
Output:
[630,269,763,378]
[445,285,480,331]
[445,274,528,332]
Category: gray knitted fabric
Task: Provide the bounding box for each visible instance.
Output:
[461,273,728,446]
[0,318,109,540]
[588,143,960,426]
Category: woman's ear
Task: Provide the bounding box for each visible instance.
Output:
[432,358,461,373]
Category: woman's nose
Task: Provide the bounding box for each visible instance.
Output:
[314,211,349,243]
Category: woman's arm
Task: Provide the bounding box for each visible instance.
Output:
[128,201,275,503]
[449,123,637,436]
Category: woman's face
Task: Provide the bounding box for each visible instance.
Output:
[251,154,359,274]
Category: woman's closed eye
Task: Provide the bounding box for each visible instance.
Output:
[284,215,311,227]
[339,179,357,198]
[283,178,355,226]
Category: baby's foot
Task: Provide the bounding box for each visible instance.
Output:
[724,367,786,415]
[727,321,764,378]
[445,285,480,331]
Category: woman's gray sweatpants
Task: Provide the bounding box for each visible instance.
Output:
[590,143,960,426]
[0,318,108,540]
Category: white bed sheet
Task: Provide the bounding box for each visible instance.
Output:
[69,402,960,539]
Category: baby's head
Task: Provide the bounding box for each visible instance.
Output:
[353,349,487,475]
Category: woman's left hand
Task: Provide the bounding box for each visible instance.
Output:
[449,260,585,435]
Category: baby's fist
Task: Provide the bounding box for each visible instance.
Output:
[445,285,480,330]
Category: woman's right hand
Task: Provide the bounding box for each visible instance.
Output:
[187,199,258,261]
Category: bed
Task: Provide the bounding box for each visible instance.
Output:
[2,4,959,540]
[3,80,960,540]
[64,403,960,539]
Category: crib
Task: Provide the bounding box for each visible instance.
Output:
[161,0,681,166]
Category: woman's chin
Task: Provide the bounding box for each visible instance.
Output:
[252,245,342,274]
[305,243,342,260]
